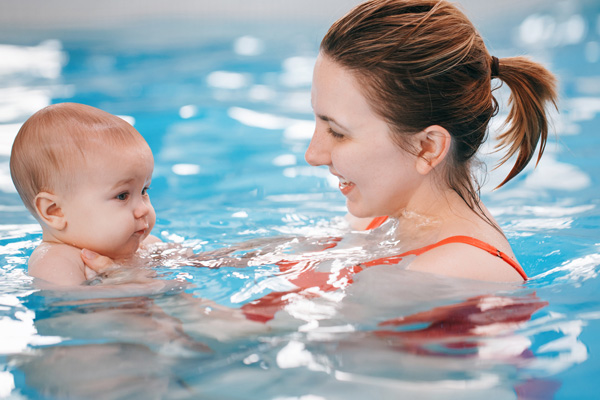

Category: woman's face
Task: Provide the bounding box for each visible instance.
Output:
[305,54,424,219]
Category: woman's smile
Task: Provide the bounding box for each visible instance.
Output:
[337,176,355,195]
[331,170,355,195]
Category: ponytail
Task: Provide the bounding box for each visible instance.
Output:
[492,56,558,188]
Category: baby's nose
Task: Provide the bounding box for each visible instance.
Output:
[134,200,151,219]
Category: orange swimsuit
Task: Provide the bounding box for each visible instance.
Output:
[241,216,527,323]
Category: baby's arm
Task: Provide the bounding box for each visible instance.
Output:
[28,242,87,286]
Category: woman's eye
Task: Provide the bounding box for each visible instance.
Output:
[327,127,344,139]
[116,192,129,201]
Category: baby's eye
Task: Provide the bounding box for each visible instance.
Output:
[141,186,150,196]
[327,127,344,140]
[116,192,129,201]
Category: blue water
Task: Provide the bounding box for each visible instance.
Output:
[1,2,600,399]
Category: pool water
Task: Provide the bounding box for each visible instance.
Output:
[1,2,600,399]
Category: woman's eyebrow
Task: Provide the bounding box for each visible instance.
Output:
[316,114,349,131]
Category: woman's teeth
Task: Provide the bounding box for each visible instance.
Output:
[339,177,351,189]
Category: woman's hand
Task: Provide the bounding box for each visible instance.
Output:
[80,249,118,280]
[80,235,163,279]
[80,249,157,285]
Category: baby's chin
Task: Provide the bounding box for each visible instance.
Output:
[92,244,141,262]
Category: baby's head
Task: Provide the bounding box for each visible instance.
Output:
[10,103,156,259]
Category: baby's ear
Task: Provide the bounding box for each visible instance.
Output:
[34,192,67,230]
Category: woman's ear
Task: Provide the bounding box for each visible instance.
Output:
[414,125,452,175]
[34,192,67,230]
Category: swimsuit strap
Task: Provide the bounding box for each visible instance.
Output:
[366,216,389,230]
[362,234,528,280]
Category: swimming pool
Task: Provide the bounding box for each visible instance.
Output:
[1,1,600,398]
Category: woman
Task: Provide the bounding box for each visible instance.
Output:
[304,0,557,282]
[82,0,557,284]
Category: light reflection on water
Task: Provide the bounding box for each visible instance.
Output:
[1,1,600,399]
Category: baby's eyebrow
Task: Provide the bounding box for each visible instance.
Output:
[111,178,134,190]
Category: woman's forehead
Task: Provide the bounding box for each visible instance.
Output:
[312,56,382,129]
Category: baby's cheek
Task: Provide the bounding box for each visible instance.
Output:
[149,212,157,231]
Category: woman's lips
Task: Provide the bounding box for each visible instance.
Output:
[338,177,355,195]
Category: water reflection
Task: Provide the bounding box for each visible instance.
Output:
[280,56,316,88]
[0,40,65,80]
[207,71,249,89]
[234,35,265,56]
[520,13,587,47]
[0,41,67,124]
[536,252,600,282]
[567,96,600,121]
[0,41,67,200]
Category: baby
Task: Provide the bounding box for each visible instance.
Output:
[10,103,160,286]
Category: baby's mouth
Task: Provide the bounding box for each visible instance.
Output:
[135,224,149,236]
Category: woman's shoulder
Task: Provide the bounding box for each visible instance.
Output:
[407,233,523,282]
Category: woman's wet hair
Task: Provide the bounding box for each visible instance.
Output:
[321,0,557,226]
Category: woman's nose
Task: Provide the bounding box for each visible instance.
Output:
[305,126,332,167]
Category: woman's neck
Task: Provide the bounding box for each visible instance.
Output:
[392,183,491,240]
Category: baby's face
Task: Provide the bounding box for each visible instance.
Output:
[58,144,156,260]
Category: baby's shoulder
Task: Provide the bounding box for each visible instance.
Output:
[29,242,87,286]
[30,241,83,262]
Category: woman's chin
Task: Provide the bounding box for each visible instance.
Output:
[346,204,375,220]
[345,195,371,215]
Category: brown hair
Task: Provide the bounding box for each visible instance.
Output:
[321,0,558,225]
[10,102,149,216]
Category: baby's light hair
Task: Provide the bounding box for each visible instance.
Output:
[10,103,150,217]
